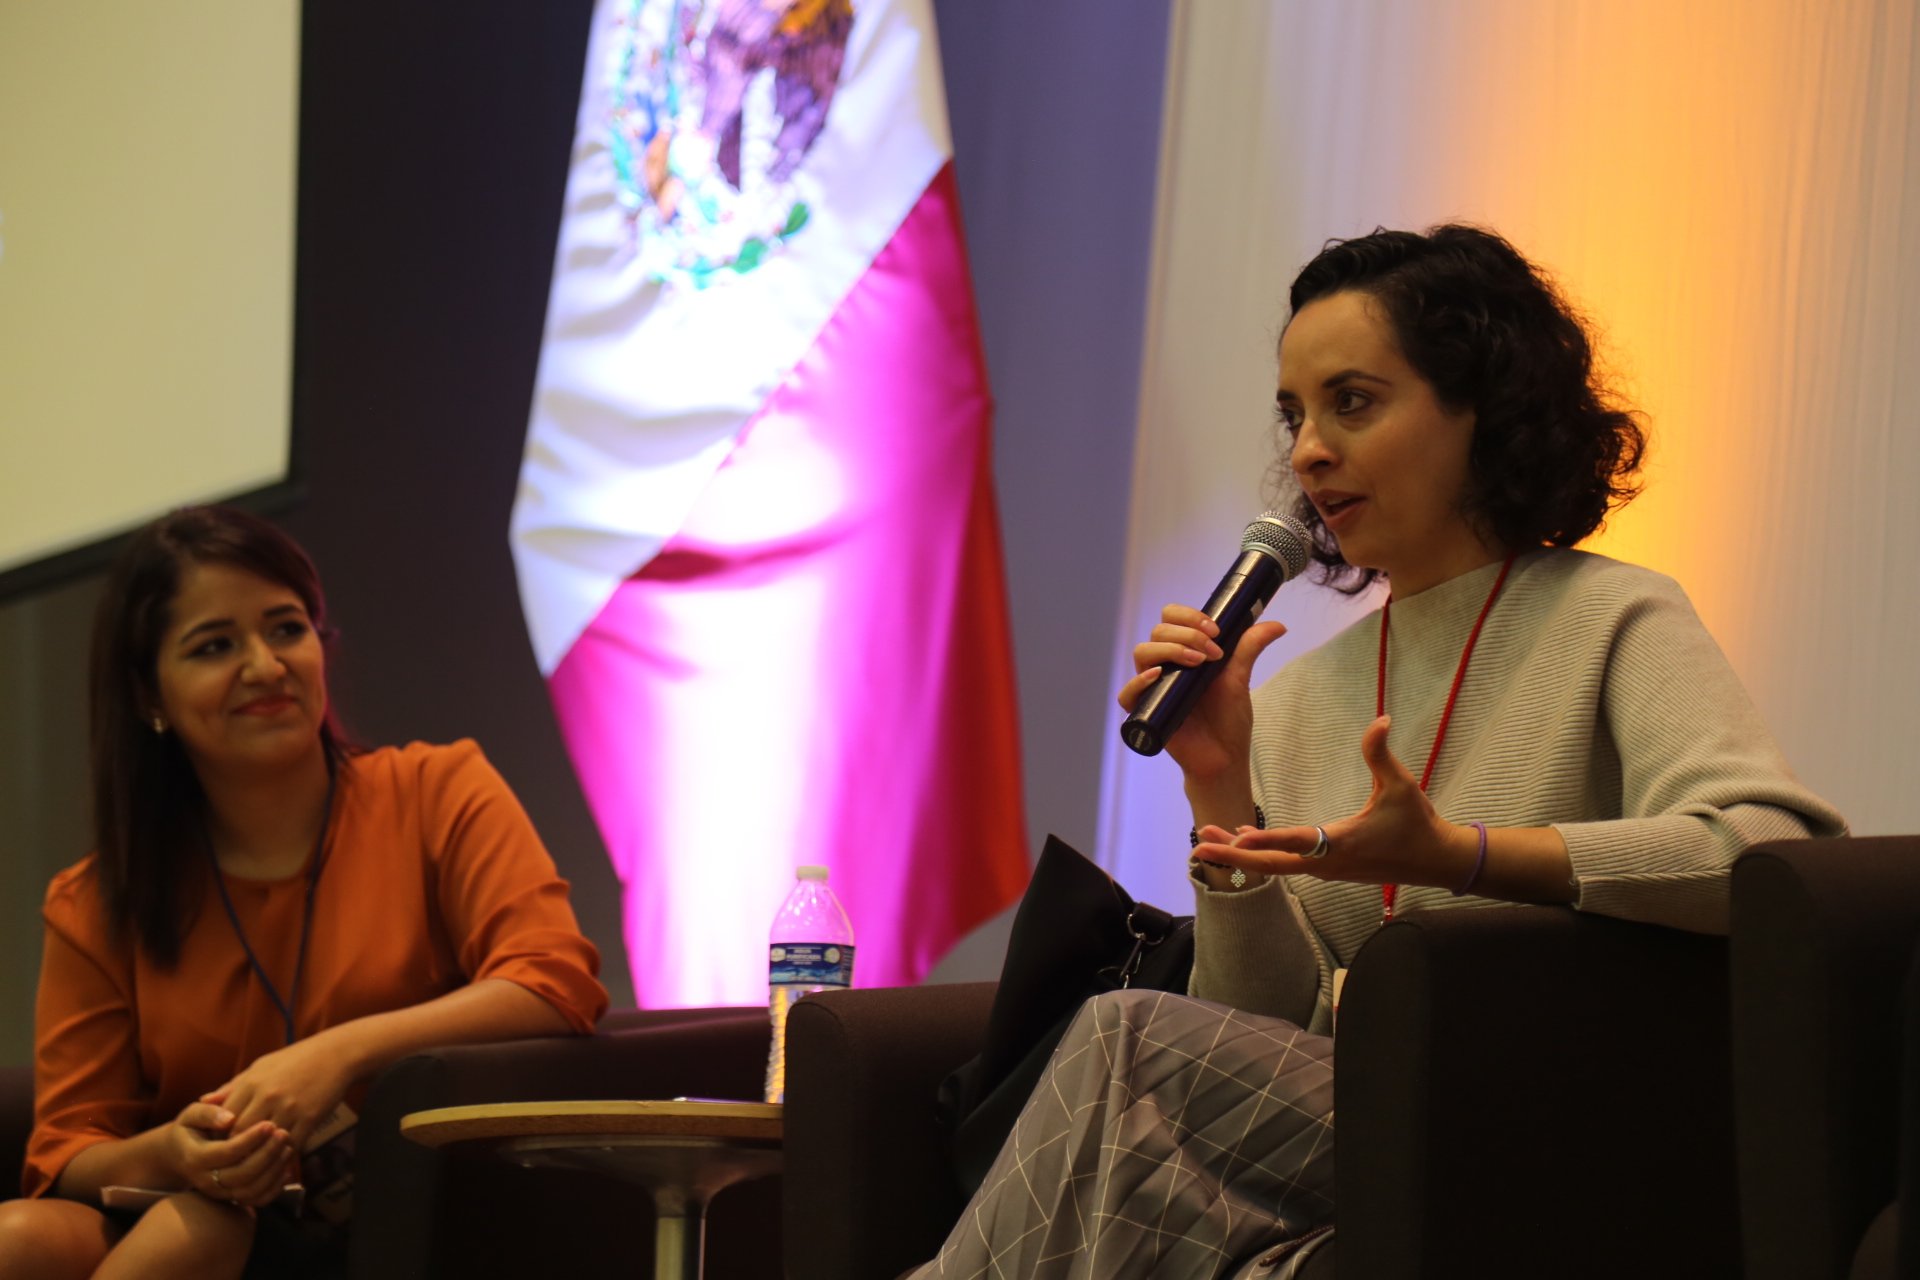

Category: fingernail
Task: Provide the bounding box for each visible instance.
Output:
[218,1110,234,1125]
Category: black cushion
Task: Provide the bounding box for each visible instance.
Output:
[1338,905,1738,1279]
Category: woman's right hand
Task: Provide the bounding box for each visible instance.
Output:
[165,1100,293,1208]
[1118,605,1288,801]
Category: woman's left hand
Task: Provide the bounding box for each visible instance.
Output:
[206,1032,357,1154]
[1193,715,1476,889]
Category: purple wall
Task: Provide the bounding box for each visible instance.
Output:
[938,1,1174,864]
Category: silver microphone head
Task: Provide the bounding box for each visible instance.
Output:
[1241,512,1311,580]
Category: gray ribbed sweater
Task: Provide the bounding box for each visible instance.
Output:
[1190,549,1847,1034]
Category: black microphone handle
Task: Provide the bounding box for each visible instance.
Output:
[1120,549,1287,757]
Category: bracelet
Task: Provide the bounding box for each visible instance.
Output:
[1188,804,1266,849]
[1452,821,1488,896]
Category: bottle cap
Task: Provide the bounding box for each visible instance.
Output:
[796,865,830,882]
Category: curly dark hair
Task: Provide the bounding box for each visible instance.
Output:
[89,505,350,966]
[1279,224,1646,590]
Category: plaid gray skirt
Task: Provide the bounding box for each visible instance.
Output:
[910,988,1336,1280]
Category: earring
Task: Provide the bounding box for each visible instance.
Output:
[151,716,166,734]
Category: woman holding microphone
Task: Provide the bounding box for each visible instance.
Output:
[912,224,1845,1278]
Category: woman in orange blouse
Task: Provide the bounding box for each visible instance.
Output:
[0,506,608,1279]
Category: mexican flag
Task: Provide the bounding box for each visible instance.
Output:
[511,0,1028,1005]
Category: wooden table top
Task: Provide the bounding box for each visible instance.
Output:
[401,1099,784,1149]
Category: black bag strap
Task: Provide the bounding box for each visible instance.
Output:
[1099,902,1180,990]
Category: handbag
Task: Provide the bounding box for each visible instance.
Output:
[935,835,1195,1195]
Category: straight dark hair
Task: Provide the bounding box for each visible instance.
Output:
[88,506,348,967]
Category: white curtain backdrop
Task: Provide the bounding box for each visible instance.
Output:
[1101,0,1920,907]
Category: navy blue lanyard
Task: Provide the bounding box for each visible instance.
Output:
[205,777,336,1046]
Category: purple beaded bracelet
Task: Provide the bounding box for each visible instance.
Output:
[1452,821,1488,896]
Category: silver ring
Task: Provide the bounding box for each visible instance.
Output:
[1302,825,1330,859]
[210,1168,224,1188]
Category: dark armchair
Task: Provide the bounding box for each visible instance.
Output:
[1731,835,1920,1280]
[784,905,1741,1280]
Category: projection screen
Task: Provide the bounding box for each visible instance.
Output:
[0,3,301,598]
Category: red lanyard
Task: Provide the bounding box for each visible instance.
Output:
[1375,554,1515,922]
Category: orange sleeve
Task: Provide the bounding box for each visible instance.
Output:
[22,865,152,1198]
[420,742,609,1032]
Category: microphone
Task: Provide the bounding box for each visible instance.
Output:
[1119,512,1312,757]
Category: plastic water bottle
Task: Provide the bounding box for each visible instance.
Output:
[764,865,855,1104]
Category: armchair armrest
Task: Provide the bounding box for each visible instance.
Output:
[596,1004,762,1035]
[1731,835,1920,1280]
[1,1064,31,1199]
[1337,905,1737,1279]
[784,982,997,1280]
[351,1009,776,1280]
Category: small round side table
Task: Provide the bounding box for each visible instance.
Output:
[401,1099,782,1280]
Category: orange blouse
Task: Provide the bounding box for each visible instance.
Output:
[23,739,608,1197]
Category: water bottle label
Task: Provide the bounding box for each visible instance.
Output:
[768,943,854,987]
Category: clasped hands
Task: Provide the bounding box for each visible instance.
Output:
[167,1034,352,1208]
